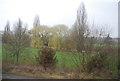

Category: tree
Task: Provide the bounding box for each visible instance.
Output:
[2,21,11,43]
[14,18,29,64]
[104,34,113,44]
[2,21,12,62]
[70,3,89,74]
[33,15,40,27]
[10,18,30,64]
[31,25,50,48]
[49,24,69,50]
[72,2,88,52]
[31,24,70,50]
[5,21,10,32]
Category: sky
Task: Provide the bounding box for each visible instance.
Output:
[0,0,119,37]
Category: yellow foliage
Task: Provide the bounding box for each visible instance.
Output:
[30,25,49,48]
[30,24,71,50]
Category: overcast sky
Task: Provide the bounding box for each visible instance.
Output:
[0,0,119,37]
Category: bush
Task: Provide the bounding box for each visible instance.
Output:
[85,46,109,73]
[35,46,57,70]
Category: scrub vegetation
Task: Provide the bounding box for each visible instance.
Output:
[2,2,118,79]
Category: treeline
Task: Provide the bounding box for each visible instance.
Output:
[2,3,113,64]
[2,3,113,51]
[2,3,118,76]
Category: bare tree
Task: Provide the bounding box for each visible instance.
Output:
[10,18,30,64]
[2,21,11,43]
[33,15,40,27]
[2,21,12,61]
[72,2,88,52]
[104,34,113,44]
[69,3,88,74]
[2,19,30,64]
[4,19,29,64]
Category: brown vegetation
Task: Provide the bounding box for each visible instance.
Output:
[35,46,57,70]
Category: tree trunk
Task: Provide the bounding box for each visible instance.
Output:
[6,53,8,62]
[16,53,19,65]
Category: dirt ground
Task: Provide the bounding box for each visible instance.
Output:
[2,62,118,79]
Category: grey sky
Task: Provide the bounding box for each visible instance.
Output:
[0,0,118,37]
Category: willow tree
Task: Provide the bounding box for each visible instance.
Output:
[31,25,50,48]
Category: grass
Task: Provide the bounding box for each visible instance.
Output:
[2,44,118,72]
[2,46,39,63]
[108,56,118,72]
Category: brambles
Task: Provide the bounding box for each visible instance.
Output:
[85,54,107,73]
[35,46,57,70]
[84,46,116,73]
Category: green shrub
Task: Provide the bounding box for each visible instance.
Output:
[35,46,57,70]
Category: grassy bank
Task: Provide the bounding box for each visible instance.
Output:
[2,45,118,72]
